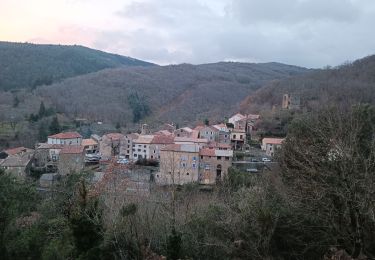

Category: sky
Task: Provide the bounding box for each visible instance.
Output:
[1,0,375,68]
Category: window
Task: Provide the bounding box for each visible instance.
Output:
[192,163,196,168]
[192,156,197,161]
[153,150,156,154]
[128,140,130,143]
[240,135,243,139]
[138,149,141,152]
[205,164,210,170]
[217,156,222,160]
[186,172,190,176]
[127,150,130,153]
[144,145,146,148]
[225,156,229,161]
[181,162,187,168]
[200,155,203,159]
[143,150,146,153]
[134,154,138,157]
[127,145,130,148]
[151,155,154,159]
[168,171,171,175]
[233,134,236,139]
[224,135,228,138]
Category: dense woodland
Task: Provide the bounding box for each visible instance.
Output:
[241,55,375,113]
[1,104,374,259]
[37,62,307,126]
[0,42,154,91]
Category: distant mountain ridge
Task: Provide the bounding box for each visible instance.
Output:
[240,54,375,113]
[37,61,309,127]
[0,41,155,90]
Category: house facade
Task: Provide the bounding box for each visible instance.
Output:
[261,138,284,156]
[199,148,233,184]
[132,135,154,160]
[58,146,85,175]
[47,132,82,145]
[157,144,200,185]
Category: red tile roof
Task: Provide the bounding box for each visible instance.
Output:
[4,147,28,155]
[151,135,174,144]
[48,132,82,139]
[199,148,216,157]
[105,133,124,140]
[60,145,85,154]
[262,138,284,145]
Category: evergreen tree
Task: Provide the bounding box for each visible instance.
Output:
[49,117,61,135]
[38,123,48,142]
[38,102,46,118]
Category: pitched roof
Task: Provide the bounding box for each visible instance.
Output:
[161,144,200,153]
[82,138,98,146]
[262,138,284,145]
[48,132,82,139]
[134,135,154,144]
[36,143,64,149]
[60,145,85,154]
[1,154,33,167]
[154,130,173,136]
[104,133,124,140]
[200,148,233,157]
[207,142,231,149]
[151,135,174,144]
[174,137,208,144]
[4,147,32,155]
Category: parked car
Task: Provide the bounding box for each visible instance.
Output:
[246,168,259,173]
[262,157,272,162]
[116,159,129,164]
[251,158,259,162]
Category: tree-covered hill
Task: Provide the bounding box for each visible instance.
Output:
[0,41,155,91]
[240,54,375,112]
[37,62,309,126]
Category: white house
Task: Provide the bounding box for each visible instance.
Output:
[261,138,284,156]
[47,132,82,145]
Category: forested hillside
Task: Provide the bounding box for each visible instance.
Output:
[240,55,375,112]
[0,42,154,91]
[38,62,308,127]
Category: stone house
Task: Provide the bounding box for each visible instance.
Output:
[100,133,124,159]
[121,133,139,159]
[82,138,99,155]
[282,94,301,110]
[149,134,174,160]
[262,138,284,156]
[132,135,154,160]
[58,146,85,175]
[157,144,200,185]
[198,126,219,142]
[34,143,64,168]
[0,151,34,178]
[228,113,246,125]
[230,129,246,150]
[174,127,193,137]
[199,148,233,184]
[174,137,208,148]
[47,132,82,145]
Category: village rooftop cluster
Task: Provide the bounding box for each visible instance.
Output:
[0,112,285,187]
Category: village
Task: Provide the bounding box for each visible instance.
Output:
[0,105,289,192]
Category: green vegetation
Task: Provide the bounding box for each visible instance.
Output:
[127,92,151,123]
[0,41,154,91]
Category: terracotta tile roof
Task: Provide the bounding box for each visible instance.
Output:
[154,130,173,136]
[174,137,208,143]
[105,133,124,140]
[199,148,216,156]
[200,148,233,157]
[4,147,31,155]
[60,145,85,154]
[37,143,64,149]
[207,142,231,149]
[162,144,199,153]
[134,135,154,144]
[262,138,284,145]
[151,135,174,144]
[82,139,98,146]
[48,132,82,139]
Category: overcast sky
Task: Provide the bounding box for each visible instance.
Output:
[1,0,375,68]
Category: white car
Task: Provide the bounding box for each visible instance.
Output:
[262,157,271,162]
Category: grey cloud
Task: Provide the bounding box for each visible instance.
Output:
[91,0,375,68]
